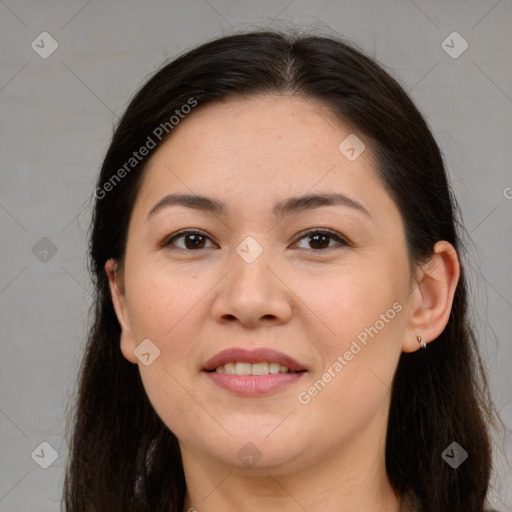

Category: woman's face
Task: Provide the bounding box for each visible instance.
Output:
[109,94,420,473]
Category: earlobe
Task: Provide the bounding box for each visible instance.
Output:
[402,241,460,353]
[105,258,138,364]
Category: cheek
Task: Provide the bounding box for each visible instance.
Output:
[296,277,404,443]
[124,266,205,391]
[126,262,205,339]
[305,262,402,343]
[124,269,208,438]
[302,262,405,400]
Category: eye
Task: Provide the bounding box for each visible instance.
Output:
[292,228,351,251]
[161,229,217,250]
[161,228,351,252]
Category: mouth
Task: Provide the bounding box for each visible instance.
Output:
[202,348,307,396]
[206,361,301,375]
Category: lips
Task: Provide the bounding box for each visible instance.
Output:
[203,347,307,373]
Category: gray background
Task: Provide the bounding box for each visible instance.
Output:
[1,1,511,510]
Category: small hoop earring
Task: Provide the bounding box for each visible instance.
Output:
[417,335,427,349]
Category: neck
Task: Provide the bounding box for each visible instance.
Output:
[180,406,401,512]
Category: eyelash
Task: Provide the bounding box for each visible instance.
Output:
[161,228,352,252]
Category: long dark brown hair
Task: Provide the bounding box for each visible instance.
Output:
[62,29,504,512]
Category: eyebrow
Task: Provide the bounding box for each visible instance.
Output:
[147,192,371,220]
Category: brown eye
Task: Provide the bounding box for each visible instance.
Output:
[162,230,216,250]
[161,228,350,252]
[293,229,350,251]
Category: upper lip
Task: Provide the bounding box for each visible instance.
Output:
[203,347,307,372]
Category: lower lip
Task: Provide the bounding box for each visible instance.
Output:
[204,371,305,396]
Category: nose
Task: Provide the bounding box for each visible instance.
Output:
[211,242,293,329]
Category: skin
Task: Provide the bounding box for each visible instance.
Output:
[106,94,460,512]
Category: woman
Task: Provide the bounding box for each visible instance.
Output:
[62,30,504,511]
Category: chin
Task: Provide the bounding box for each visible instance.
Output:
[217,433,305,472]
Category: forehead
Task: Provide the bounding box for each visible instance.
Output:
[132,94,398,226]
[155,94,359,160]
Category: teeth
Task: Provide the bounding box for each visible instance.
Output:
[236,362,252,375]
[269,362,280,374]
[251,362,268,375]
[214,362,292,375]
[224,362,236,374]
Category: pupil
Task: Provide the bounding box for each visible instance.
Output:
[186,234,205,249]
[311,234,328,249]
[182,234,330,250]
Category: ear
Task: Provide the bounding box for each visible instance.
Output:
[402,241,460,353]
[105,258,138,364]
